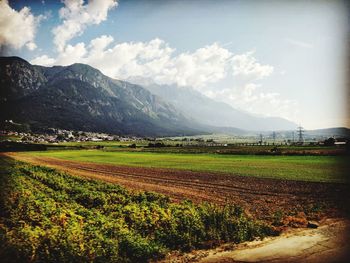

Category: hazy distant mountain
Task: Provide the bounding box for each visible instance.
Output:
[140,82,297,131]
[0,57,202,136]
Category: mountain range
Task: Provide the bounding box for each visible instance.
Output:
[1,56,299,136]
[0,57,201,136]
[139,82,296,131]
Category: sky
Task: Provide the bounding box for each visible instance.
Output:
[0,0,349,129]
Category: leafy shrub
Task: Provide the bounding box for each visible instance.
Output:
[0,159,275,262]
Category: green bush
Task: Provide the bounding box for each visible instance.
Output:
[0,159,275,262]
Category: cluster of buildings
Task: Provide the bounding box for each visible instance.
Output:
[0,129,128,144]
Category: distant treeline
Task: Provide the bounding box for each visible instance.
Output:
[0,141,47,152]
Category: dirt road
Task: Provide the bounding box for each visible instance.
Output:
[160,219,350,263]
[6,153,350,220]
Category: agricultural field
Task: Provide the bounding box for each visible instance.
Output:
[51,140,150,147]
[7,149,350,220]
[2,146,350,262]
[123,144,347,156]
[49,141,349,156]
[0,156,274,262]
[17,150,349,183]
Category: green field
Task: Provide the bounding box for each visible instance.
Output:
[41,140,346,156]
[51,140,149,147]
[23,150,349,183]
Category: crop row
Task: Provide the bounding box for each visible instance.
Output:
[0,158,275,262]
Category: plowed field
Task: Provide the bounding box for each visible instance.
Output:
[7,152,350,220]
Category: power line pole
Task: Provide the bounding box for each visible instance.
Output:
[297,126,305,144]
[272,131,276,145]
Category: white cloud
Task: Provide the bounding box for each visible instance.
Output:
[31,36,296,121]
[31,36,276,89]
[30,55,56,66]
[106,40,231,89]
[52,0,117,51]
[89,34,114,52]
[169,43,232,88]
[232,51,274,80]
[0,0,43,50]
[56,42,87,65]
[33,37,232,89]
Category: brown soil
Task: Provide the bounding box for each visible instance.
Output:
[5,153,350,221]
